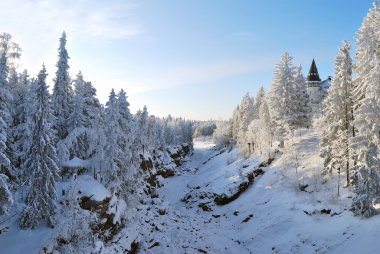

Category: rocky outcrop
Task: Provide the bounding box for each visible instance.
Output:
[79,195,123,241]
[214,158,274,206]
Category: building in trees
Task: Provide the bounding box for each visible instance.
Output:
[305,59,331,116]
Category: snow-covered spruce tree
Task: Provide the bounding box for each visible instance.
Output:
[102,89,123,189]
[0,33,21,71]
[352,2,380,110]
[11,70,31,169]
[20,65,59,229]
[0,50,13,179]
[212,121,231,148]
[320,41,353,185]
[268,52,297,145]
[259,92,273,150]
[352,56,380,170]
[234,93,255,154]
[16,78,38,185]
[52,32,73,141]
[117,89,134,158]
[351,56,380,217]
[54,177,97,253]
[351,143,380,217]
[246,90,273,156]
[237,93,255,140]
[227,105,240,143]
[63,72,87,160]
[0,173,12,214]
[117,89,138,202]
[58,72,103,163]
[253,86,265,120]
[293,65,310,129]
[0,51,12,212]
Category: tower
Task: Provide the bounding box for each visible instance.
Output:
[306,59,322,115]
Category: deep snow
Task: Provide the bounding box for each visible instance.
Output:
[2,133,380,253]
[150,133,380,253]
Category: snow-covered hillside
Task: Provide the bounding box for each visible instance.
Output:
[2,131,380,253]
[141,133,380,254]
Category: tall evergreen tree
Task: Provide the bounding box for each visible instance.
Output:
[293,65,310,128]
[320,41,353,186]
[52,31,73,141]
[20,65,59,229]
[102,89,123,189]
[11,70,30,169]
[253,86,265,120]
[0,51,12,213]
[352,2,380,109]
[269,52,297,143]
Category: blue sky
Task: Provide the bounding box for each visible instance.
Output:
[0,0,374,120]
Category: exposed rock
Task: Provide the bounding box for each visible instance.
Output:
[156,168,175,178]
[140,155,153,170]
[214,157,273,206]
[148,242,160,249]
[214,168,265,205]
[198,203,213,212]
[242,214,253,223]
[299,184,309,192]
[79,196,122,241]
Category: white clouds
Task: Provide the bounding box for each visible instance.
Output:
[0,0,142,41]
[0,0,142,76]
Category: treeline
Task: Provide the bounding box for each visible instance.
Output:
[217,2,380,218]
[0,31,193,231]
[214,52,310,156]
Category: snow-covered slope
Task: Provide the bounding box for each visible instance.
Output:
[3,133,380,253]
[148,132,380,254]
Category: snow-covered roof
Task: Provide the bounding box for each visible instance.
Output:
[322,77,332,91]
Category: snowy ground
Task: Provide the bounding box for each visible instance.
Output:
[2,133,380,253]
[150,133,380,254]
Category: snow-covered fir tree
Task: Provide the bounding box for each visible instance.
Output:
[52,31,73,141]
[320,41,353,186]
[0,173,12,215]
[11,70,30,169]
[268,52,297,144]
[351,55,380,216]
[293,65,310,129]
[237,93,255,143]
[20,65,59,229]
[253,85,265,120]
[352,2,380,110]
[0,50,12,178]
[102,89,123,189]
[0,51,12,212]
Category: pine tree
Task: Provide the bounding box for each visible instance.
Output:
[350,56,380,216]
[0,174,12,214]
[0,52,12,212]
[352,2,380,108]
[102,89,123,189]
[59,72,103,162]
[253,86,265,120]
[9,70,31,180]
[236,93,255,152]
[293,65,310,129]
[52,32,73,141]
[269,52,297,144]
[0,51,12,178]
[20,65,59,229]
[0,33,21,70]
[320,41,353,186]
